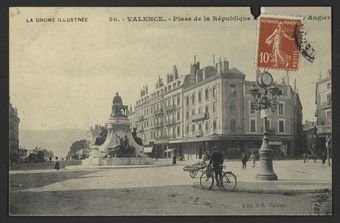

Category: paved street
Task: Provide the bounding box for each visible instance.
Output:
[9,160,331,215]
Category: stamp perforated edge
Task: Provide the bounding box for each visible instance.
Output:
[255,13,304,72]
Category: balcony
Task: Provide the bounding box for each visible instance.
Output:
[154,109,163,115]
[155,134,176,140]
[165,104,177,111]
[154,121,163,127]
[165,119,176,126]
[195,130,204,137]
[191,112,209,122]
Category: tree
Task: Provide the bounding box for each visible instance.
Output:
[68,139,90,159]
[36,151,45,162]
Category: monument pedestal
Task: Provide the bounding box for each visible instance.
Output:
[83,93,150,166]
[82,157,154,166]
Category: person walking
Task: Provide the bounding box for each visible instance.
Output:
[241,152,248,170]
[172,154,176,165]
[321,152,327,168]
[249,152,256,168]
[54,157,60,171]
[303,153,308,163]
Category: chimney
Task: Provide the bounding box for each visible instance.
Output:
[146,85,148,94]
[190,64,195,75]
[212,54,215,66]
[166,74,170,83]
[223,58,229,73]
[173,65,178,79]
[217,58,222,74]
[202,68,206,80]
[195,62,200,83]
[194,55,196,64]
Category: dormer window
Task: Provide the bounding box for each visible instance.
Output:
[230,84,236,96]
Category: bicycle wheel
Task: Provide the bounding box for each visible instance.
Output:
[221,172,237,191]
[200,172,214,190]
[190,170,197,178]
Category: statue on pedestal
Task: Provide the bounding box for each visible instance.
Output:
[112,92,123,117]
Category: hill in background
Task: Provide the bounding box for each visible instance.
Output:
[19,128,89,158]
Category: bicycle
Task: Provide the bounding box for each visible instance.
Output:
[183,162,207,178]
[200,164,237,191]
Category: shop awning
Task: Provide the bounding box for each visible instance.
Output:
[164,148,175,153]
[143,147,153,153]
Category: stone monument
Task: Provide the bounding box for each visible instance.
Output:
[82,93,153,166]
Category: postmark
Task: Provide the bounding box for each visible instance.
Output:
[256,15,302,71]
[310,189,332,215]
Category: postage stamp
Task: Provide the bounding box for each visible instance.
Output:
[256,15,302,71]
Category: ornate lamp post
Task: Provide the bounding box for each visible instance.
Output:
[250,71,282,180]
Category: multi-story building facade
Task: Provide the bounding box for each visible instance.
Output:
[130,65,184,157]
[315,69,332,153]
[9,101,20,163]
[129,57,303,160]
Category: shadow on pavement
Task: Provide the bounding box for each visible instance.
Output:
[10,170,101,190]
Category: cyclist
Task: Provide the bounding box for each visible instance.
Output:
[209,146,224,187]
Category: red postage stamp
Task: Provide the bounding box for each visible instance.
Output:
[256,15,302,71]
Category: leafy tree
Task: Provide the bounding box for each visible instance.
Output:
[68,139,90,159]
[36,151,45,162]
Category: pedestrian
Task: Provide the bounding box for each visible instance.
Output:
[249,152,256,168]
[303,153,308,163]
[202,151,210,165]
[54,157,60,171]
[172,154,176,165]
[209,146,224,187]
[241,152,248,170]
[49,157,52,162]
[321,152,327,168]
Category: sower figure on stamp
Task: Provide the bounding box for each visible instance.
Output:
[265,22,295,67]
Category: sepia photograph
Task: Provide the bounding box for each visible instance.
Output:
[9,6,332,215]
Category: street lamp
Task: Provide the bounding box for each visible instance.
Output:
[250,71,282,180]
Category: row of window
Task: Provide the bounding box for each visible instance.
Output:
[138,111,181,128]
[182,118,286,135]
[185,120,218,134]
[249,119,285,133]
[185,104,215,120]
[185,86,218,106]
[136,94,181,117]
[148,125,181,140]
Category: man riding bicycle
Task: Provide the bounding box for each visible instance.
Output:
[209,146,224,187]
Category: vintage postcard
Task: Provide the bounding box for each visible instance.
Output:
[9,7,331,215]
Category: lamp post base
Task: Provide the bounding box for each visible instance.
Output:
[256,133,278,181]
[256,173,278,181]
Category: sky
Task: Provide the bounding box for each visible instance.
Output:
[9,7,331,131]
